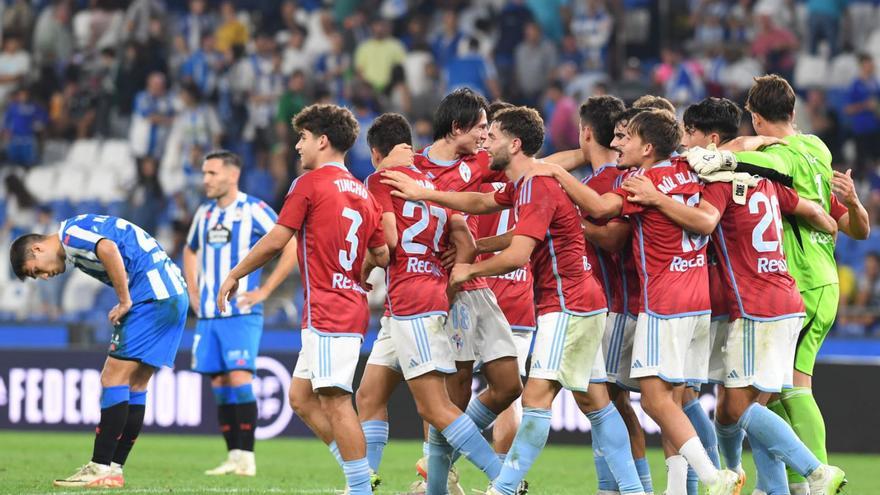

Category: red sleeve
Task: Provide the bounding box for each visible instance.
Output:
[610,184,645,216]
[828,194,848,221]
[775,184,801,216]
[277,175,312,231]
[365,173,394,213]
[513,179,555,241]
[367,198,386,248]
[494,182,516,207]
[700,182,731,218]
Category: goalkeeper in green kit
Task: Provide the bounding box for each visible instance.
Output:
[687,75,870,494]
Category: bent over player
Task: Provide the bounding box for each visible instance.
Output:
[11,215,188,488]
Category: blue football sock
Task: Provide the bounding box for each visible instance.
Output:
[683,399,721,469]
[738,403,820,477]
[593,452,618,491]
[494,408,551,495]
[329,441,344,468]
[442,415,501,478]
[587,403,643,494]
[498,453,506,463]
[715,421,745,470]
[634,457,654,494]
[751,435,789,495]
[423,441,430,458]
[687,466,699,495]
[342,457,372,495]
[361,420,388,473]
[427,425,453,495]
[466,397,498,431]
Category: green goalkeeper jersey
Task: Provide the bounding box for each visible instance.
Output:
[733,134,836,291]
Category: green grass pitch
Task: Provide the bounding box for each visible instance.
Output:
[1,431,874,494]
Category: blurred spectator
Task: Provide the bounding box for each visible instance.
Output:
[494,0,533,95]
[717,45,763,101]
[128,71,174,160]
[315,31,351,100]
[235,33,284,170]
[31,206,64,320]
[609,57,651,105]
[559,34,585,72]
[354,18,406,93]
[525,0,568,43]
[113,42,150,114]
[123,0,166,44]
[803,88,843,160]
[3,87,48,167]
[431,9,463,70]
[126,156,166,236]
[2,0,36,41]
[0,35,31,108]
[281,27,312,76]
[806,0,845,57]
[215,1,249,53]
[1,174,38,235]
[515,21,558,107]
[845,53,880,177]
[50,73,97,140]
[544,81,579,153]
[161,82,221,199]
[570,0,612,70]
[751,14,798,81]
[32,1,74,70]
[266,0,309,37]
[841,252,880,334]
[383,64,411,116]
[178,0,216,54]
[276,70,310,143]
[347,94,378,181]
[303,9,335,60]
[410,60,443,123]
[654,46,705,110]
[180,32,224,98]
[444,37,500,101]
[72,0,123,53]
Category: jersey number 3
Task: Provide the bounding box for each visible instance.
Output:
[339,207,362,271]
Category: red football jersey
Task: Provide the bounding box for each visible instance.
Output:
[277,163,385,335]
[582,164,627,314]
[478,182,536,330]
[707,242,731,320]
[612,158,710,317]
[366,166,451,318]
[702,179,805,320]
[495,176,606,316]
[413,147,505,291]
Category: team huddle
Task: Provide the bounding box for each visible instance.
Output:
[8,74,869,495]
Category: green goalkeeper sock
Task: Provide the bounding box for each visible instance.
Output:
[780,388,828,484]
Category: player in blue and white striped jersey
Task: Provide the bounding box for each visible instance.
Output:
[183,150,298,477]
[9,214,188,488]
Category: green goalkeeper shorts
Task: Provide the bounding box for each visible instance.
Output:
[794,284,840,376]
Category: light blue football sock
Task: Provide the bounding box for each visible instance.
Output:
[450,398,499,464]
[441,414,501,478]
[687,466,699,495]
[342,457,372,495]
[587,403,643,494]
[427,426,453,495]
[634,457,654,493]
[715,421,745,470]
[738,403,821,477]
[329,441,344,468]
[751,435,789,495]
[493,408,552,495]
[683,399,721,469]
[593,452,619,491]
[361,420,388,473]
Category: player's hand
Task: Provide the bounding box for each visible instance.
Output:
[524,162,563,181]
[832,169,859,207]
[439,245,458,270]
[108,299,132,327]
[236,288,268,311]
[380,169,427,200]
[622,175,661,206]
[449,263,473,289]
[379,143,414,169]
[216,276,240,313]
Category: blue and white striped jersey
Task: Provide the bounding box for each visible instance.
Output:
[186,192,278,318]
[59,215,187,304]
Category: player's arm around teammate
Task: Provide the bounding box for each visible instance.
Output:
[830,168,870,239]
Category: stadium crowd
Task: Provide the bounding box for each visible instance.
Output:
[1,0,879,336]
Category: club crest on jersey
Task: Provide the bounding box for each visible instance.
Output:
[458,163,472,183]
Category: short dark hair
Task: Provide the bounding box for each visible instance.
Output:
[683,97,742,144]
[432,88,489,141]
[487,100,514,122]
[367,113,413,158]
[579,95,625,148]
[614,107,646,129]
[492,106,544,156]
[857,52,874,64]
[633,95,675,113]
[9,234,43,281]
[204,149,242,168]
[627,109,682,159]
[745,74,795,123]
[293,103,360,152]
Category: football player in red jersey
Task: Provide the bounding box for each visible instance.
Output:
[217,104,388,495]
